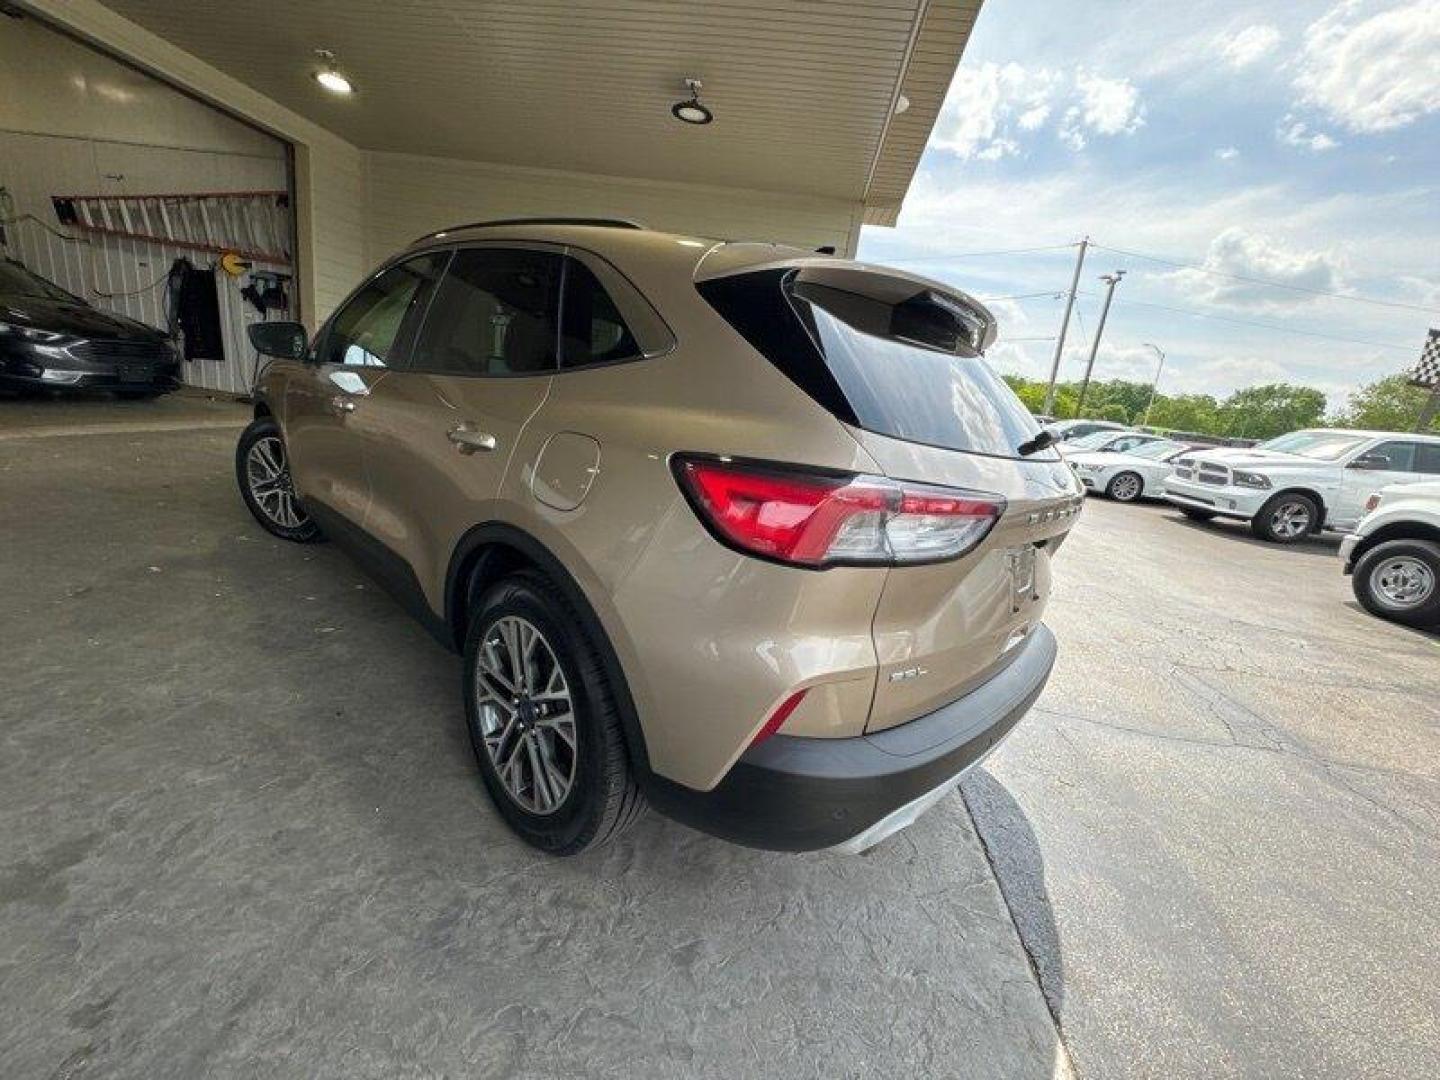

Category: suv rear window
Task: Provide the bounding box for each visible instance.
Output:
[698,269,1049,461]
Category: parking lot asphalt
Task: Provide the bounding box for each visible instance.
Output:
[0,406,1069,1079]
[2,400,1436,1079]
[968,495,1440,1078]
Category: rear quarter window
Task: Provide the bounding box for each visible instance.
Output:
[698,269,1049,461]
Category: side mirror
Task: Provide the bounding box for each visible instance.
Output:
[248,321,309,360]
[1348,454,1389,470]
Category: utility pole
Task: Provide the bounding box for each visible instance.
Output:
[1075,270,1125,418]
[1042,237,1088,416]
[1141,342,1166,427]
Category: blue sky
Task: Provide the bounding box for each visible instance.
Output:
[856,0,1440,410]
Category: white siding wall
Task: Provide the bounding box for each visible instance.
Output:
[24,0,370,330]
[0,15,294,393]
[362,152,864,269]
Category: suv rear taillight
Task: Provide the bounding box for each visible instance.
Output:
[672,455,1004,568]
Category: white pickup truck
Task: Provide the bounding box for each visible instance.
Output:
[1163,429,1440,543]
[1340,480,1440,629]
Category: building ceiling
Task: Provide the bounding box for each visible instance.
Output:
[97,0,980,212]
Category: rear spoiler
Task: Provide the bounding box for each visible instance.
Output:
[694,250,998,354]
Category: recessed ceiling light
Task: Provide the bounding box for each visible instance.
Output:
[671,77,712,125]
[313,49,354,95]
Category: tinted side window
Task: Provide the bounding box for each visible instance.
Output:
[1413,443,1440,475]
[410,248,560,377]
[1369,441,1417,471]
[560,258,641,369]
[319,253,447,368]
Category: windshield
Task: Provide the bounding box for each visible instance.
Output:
[1257,431,1368,461]
[1069,429,1129,449]
[792,283,1048,460]
[0,261,79,303]
[1130,440,1188,460]
[697,269,1056,461]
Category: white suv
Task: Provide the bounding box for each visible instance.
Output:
[1163,429,1440,543]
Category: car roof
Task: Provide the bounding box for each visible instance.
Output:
[1285,428,1440,443]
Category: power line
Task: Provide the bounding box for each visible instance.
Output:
[1089,241,1440,315]
[978,291,1065,302]
[1075,289,1415,352]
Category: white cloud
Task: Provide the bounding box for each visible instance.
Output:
[1018,103,1051,130]
[931,62,1059,160]
[1216,146,1241,161]
[1221,24,1282,68]
[1295,0,1440,133]
[932,64,1144,159]
[1073,71,1146,136]
[1168,227,1346,310]
[1278,115,1340,151]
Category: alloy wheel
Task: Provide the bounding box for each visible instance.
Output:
[1269,501,1310,539]
[474,615,578,815]
[246,435,307,529]
[1111,474,1142,501]
[1370,555,1435,610]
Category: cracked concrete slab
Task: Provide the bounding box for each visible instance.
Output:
[967,496,1440,1079]
[0,415,1071,1080]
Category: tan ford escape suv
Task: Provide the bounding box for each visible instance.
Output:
[238,219,1081,855]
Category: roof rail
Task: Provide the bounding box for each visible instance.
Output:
[412,217,646,243]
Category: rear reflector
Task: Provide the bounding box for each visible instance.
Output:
[751,688,809,749]
[673,454,1003,568]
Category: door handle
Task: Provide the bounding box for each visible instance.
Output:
[448,427,497,454]
[330,396,357,413]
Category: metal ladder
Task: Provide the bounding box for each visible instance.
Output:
[51,190,292,265]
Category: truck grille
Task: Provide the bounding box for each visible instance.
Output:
[1196,463,1231,487]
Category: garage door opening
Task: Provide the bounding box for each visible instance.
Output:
[0,12,296,403]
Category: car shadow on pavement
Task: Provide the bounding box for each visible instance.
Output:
[1339,599,1440,641]
[960,768,1066,1021]
[1162,509,1341,554]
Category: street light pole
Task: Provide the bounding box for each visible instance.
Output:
[1141,342,1166,428]
[1042,237,1088,416]
[1074,270,1124,418]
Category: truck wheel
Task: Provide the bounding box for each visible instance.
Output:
[1251,492,1319,543]
[1352,539,1440,629]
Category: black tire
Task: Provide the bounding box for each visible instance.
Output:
[1106,471,1144,502]
[1251,491,1320,544]
[1352,539,1440,629]
[235,417,323,543]
[1179,507,1217,522]
[462,571,646,855]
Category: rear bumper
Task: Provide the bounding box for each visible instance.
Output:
[644,624,1057,852]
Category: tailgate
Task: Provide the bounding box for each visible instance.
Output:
[851,428,1081,733]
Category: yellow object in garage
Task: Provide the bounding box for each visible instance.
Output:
[219,251,252,276]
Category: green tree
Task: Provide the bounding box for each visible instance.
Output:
[1091,379,1153,423]
[1331,374,1439,433]
[1146,393,1221,434]
[1219,383,1327,440]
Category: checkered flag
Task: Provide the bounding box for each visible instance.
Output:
[1411,329,1440,389]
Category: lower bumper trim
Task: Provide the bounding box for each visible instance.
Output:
[642,624,1057,852]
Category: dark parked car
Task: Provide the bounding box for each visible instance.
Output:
[0,258,179,397]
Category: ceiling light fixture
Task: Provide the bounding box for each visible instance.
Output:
[313,49,354,95]
[671,77,712,125]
